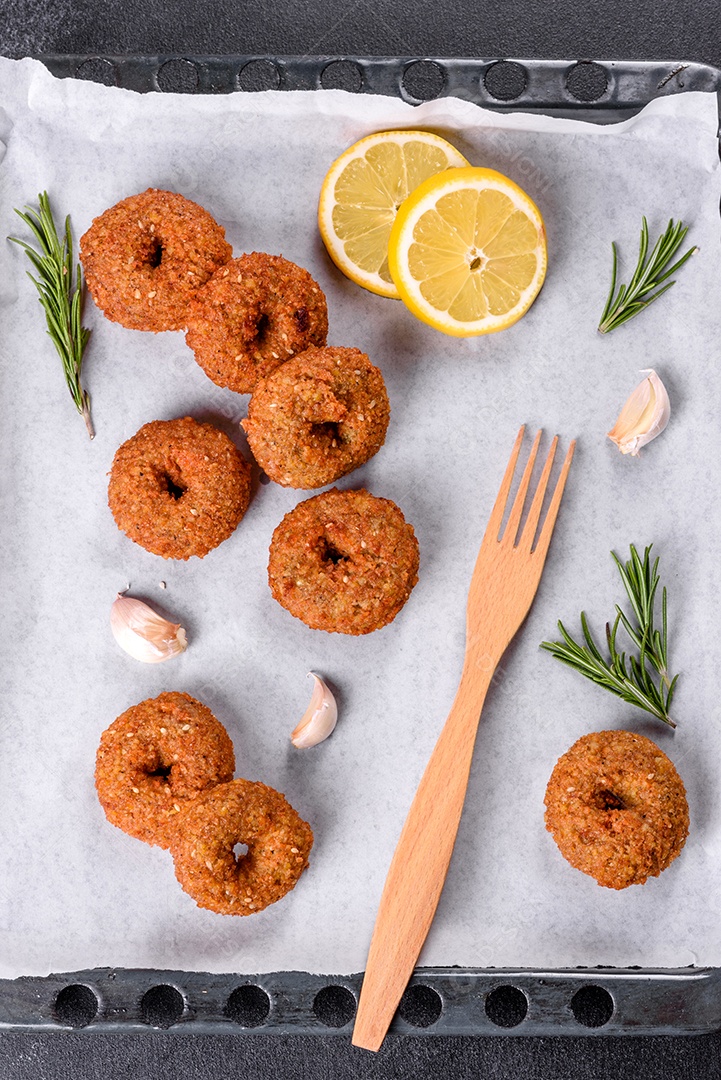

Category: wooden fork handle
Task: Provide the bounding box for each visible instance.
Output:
[352,664,495,1051]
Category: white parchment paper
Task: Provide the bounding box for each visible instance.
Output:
[0,57,720,979]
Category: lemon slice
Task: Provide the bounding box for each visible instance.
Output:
[318,130,469,299]
[388,166,547,336]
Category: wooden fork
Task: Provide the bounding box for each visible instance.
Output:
[352,426,576,1052]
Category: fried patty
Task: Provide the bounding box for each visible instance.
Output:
[268,487,419,635]
[80,189,232,332]
[108,416,252,560]
[95,692,236,849]
[544,729,689,889]
[170,779,313,915]
[185,252,328,393]
[242,346,390,489]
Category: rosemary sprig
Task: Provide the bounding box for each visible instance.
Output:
[541,545,679,728]
[9,192,94,438]
[598,217,696,335]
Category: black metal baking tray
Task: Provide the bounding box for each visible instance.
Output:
[34,53,721,121]
[2,53,719,1039]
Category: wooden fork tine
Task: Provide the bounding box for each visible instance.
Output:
[532,440,576,560]
[519,435,558,552]
[502,428,542,546]
[483,425,525,544]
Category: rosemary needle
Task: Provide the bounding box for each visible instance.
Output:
[9,192,94,438]
[598,217,696,335]
[541,545,679,728]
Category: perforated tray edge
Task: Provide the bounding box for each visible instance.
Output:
[33,54,721,122]
[1,965,720,1036]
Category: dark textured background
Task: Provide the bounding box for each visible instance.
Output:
[2,1,721,1077]
[0,0,720,67]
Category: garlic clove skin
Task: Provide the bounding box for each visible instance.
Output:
[291,672,338,749]
[607,368,670,456]
[110,594,188,663]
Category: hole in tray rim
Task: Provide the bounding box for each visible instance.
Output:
[157,58,200,94]
[54,984,99,1028]
[485,984,529,1028]
[313,984,357,1028]
[238,59,281,92]
[401,60,446,102]
[484,60,528,101]
[74,58,116,86]
[320,60,363,93]
[571,984,615,1028]
[140,984,186,1028]
[398,983,443,1028]
[226,984,272,1027]
[565,60,609,102]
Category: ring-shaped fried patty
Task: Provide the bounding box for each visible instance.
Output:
[268,488,419,635]
[544,729,689,889]
[80,189,232,332]
[242,346,390,489]
[108,416,251,560]
[185,253,328,393]
[170,779,313,915]
[95,692,236,850]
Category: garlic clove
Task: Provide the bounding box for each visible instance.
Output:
[607,368,670,456]
[291,672,338,749]
[110,593,188,663]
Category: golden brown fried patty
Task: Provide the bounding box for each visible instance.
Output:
[170,779,313,915]
[544,729,689,890]
[268,488,419,635]
[108,417,251,560]
[95,692,236,850]
[185,253,328,393]
[80,189,232,332]
[242,346,390,489]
